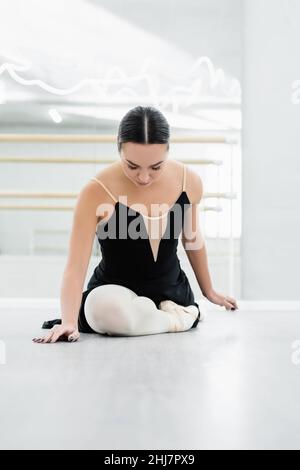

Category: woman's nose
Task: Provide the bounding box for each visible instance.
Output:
[138,174,150,183]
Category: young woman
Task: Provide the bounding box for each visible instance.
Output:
[33,106,238,343]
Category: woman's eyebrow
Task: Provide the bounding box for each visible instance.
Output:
[126,159,164,167]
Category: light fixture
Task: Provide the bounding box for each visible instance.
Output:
[48,108,62,124]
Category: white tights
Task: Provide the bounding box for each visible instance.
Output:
[84,284,194,336]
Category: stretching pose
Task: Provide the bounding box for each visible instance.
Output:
[33,106,238,343]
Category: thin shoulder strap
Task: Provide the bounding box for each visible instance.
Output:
[90,177,118,204]
[182,163,187,192]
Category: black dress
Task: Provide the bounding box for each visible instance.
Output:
[42,163,201,333]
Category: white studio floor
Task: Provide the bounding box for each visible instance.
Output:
[0,302,300,450]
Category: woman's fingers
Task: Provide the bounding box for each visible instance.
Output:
[68,331,80,342]
[38,333,52,342]
[228,297,238,309]
[33,331,53,343]
[33,325,80,344]
[33,326,59,343]
[50,331,65,343]
[42,331,56,343]
[207,291,239,312]
[225,302,234,311]
[222,295,239,311]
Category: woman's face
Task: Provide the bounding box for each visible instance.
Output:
[119,142,169,187]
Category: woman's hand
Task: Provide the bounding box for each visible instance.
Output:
[33,324,80,344]
[205,290,239,311]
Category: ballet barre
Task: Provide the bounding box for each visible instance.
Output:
[0,203,222,212]
[0,190,236,200]
[0,134,238,144]
[0,156,223,165]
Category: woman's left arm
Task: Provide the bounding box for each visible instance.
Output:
[181,169,239,311]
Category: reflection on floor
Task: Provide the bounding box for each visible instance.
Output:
[0,305,300,450]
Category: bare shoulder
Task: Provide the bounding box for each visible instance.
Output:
[87,161,119,195]
[185,165,204,204]
[94,161,119,181]
[83,162,120,222]
[168,160,203,204]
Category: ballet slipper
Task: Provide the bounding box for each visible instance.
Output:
[158,300,200,332]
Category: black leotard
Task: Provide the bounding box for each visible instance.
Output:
[42,163,201,333]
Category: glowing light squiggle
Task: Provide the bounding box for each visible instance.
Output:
[0,52,241,112]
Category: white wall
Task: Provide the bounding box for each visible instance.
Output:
[242,0,300,299]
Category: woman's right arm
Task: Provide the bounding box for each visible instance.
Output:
[33,181,102,343]
[34,271,86,344]
[59,270,86,329]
